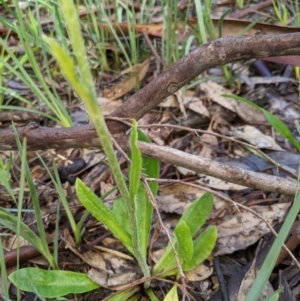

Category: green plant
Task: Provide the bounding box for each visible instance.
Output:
[152,193,216,277]
[6,1,217,299]
[0,2,72,127]
[0,153,13,202]
[38,156,87,244]
[272,0,288,25]
[0,127,58,269]
[0,237,9,299]
[9,268,100,298]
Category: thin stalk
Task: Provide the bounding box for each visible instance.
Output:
[16,138,28,301]
[0,238,9,297]
[83,101,151,281]
[58,0,150,280]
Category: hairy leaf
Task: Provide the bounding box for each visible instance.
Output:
[9,268,100,298]
[76,179,133,253]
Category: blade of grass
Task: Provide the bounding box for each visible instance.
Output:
[10,1,72,126]
[245,180,300,300]
[15,137,28,300]
[0,238,9,298]
[38,156,81,244]
[12,125,57,269]
[195,0,207,44]
[0,26,69,125]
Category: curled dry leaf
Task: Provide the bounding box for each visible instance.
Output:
[184,94,210,118]
[214,202,290,256]
[185,264,213,282]
[229,125,283,150]
[200,80,267,124]
[62,229,138,290]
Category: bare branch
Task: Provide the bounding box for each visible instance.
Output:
[1,33,300,196]
[108,32,300,133]
[0,124,297,196]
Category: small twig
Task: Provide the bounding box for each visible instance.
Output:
[228,0,272,19]
[110,134,131,163]
[142,31,166,68]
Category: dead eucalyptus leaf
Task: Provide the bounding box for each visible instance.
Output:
[215,203,290,256]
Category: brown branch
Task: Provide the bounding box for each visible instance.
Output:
[134,140,297,196]
[228,0,272,19]
[0,124,297,196]
[107,32,300,133]
[2,33,300,196]
[0,123,100,151]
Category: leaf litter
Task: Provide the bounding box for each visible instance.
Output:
[1,1,300,300]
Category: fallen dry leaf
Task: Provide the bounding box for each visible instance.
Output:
[103,59,150,100]
[200,80,267,124]
[215,202,290,256]
[229,125,283,150]
[62,229,138,290]
[236,256,274,300]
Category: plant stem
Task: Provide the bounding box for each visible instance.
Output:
[87,102,150,280]
[58,0,150,281]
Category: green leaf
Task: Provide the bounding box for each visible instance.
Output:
[146,288,161,301]
[127,294,142,301]
[43,35,93,107]
[128,128,160,258]
[152,193,214,275]
[106,287,140,301]
[129,120,142,199]
[163,284,178,301]
[9,268,100,298]
[137,129,159,196]
[76,179,133,253]
[0,169,15,203]
[112,198,130,234]
[0,208,45,256]
[262,293,279,301]
[184,226,217,271]
[174,220,193,269]
[180,193,214,236]
[134,185,152,257]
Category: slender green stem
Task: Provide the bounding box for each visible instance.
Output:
[58,0,150,280]
[84,102,150,280]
